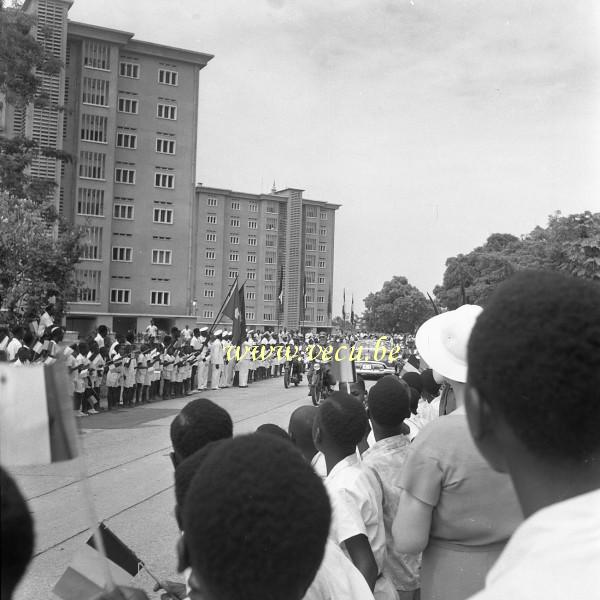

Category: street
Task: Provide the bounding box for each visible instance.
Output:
[11,375,316,600]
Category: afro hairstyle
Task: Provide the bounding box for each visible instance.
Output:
[181,434,331,600]
[170,398,233,461]
[368,375,411,427]
[318,391,368,450]
[401,372,423,394]
[1,466,34,599]
[468,270,600,462]
[256,423,292,442]
[421,369,441,397]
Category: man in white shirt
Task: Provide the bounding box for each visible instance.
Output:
[288,406,327,480]
[209,330,224,390]
[465,271,600,600]
[314,392,397,600]
[6,326,24,362]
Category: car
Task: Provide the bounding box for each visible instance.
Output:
[353,340,400,380]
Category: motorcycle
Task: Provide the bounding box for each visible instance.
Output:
[284,357,303,388]
[309,361,333,406]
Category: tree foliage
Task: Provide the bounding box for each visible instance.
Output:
[435,211,600,309]
[0,2,83,326]
[363,276,434,333]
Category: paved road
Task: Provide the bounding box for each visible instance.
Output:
[11,374,315,600]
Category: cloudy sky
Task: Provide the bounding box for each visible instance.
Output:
[70,0,600,314]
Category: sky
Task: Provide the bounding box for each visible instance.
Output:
[69,0,600,314]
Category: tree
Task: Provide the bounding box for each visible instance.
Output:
[363,276,434,334]
[0,2,83,326]
[434,211,600,310]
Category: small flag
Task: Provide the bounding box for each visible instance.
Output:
[52,523,143,600]
[301,272,307,321]
[342,289,347,322]
[238,284,247,344]
[223,281,243,345]
[277,264,284,313]
[0,358,78,465]
[350,295,355,325]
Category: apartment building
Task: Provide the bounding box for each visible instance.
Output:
[194,186,340,332]
[11,0,213,335]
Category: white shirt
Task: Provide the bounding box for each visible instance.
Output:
[311,451,327,480]
[6,338,22,361]
[210,339,224,365]
[94,333,105,347]
[468,489,600,600]
[302,539,375,600]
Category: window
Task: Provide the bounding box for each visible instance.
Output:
[206,232,216,242]
[203,310,214,319]
[263,312,274,321]
[157,103,177,120]
[77,188,104,216]
[207,214,217,224]
[154,172,174,188]
[264,270,275,282]
[110,288,131,304]
[266,217,278,231]
[306,222,316,234]
[246,311,255,321]
[317,295,325,304]
[228,270,238,279]
[247,270,256,280]
[152,249,172,265]
[266,202,277,213]
[82,78,109,106]
[305,255,316,267]
[306,206,317,218]
[229,251,239,262]
[206,249,216,260]
[116,131,137,149]
[248,235,257,246]
[207,197,218,207]
[319,243,327,252]
[115,168,136,184]
[318,275,326,284]
[306,291,314,303]
[76,269,101,303]
[319,259,326,269]
[246,290,256,300]
[119,62,139,79]
[265,234,276,247]
[83,40,110,70]
[230,234,239,245]
[205,267,215,277]
[320,227,327,236]
[113,204,134,220]
[150,291,170,305]
[151,208,172,224]
[265,253,276,264]
[304,308,314,322]
[118,97,139,114]
[204,289,215,298]
[230,217,240,228]
[317,314,325,323]
[231,201,240,210]
[247,254,257,263]
[249,201,258,212]
[320,210,328,220]
[156,138,176,154]
[112,246,133,262]
[82,226,103,260]
[79,151,106,180]
[306,271,316,283]
[248,219,257,229]
[305,238,317,251]
[264,287,275,301]
[158,69,178,85]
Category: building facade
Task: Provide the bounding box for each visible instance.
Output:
[194,186,340,332]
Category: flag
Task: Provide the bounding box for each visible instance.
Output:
[52,523,143,600]
[277,264,284,315]
[223,281,243,345]
[301,272,307,321]
[238,284,247,344]
[327,288,332,319]
[342,288,347,322]
[350,295,355,325]
[0,358,78,466]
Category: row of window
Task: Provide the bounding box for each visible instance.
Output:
[206,198,278,213]
[206,215,278,230]
[305,241,329,252]
[115,97,178,120]
[212,268,328,285]
[205,251,277,264]
[81,125,177,155]
[306,224,329,236]
[108,247,173,264]
[77,191,174,224]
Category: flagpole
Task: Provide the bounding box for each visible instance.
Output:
[208,275,239,336]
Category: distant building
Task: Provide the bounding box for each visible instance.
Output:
[194,186,340,332]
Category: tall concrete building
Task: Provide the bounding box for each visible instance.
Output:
[194,186,340,332]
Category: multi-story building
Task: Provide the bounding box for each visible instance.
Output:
[194,185,340,332]
[9,0,213,335]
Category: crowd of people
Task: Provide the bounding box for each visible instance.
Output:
[1,270,599,600]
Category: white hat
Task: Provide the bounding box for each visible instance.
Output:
[214,329,223,336]
[415,304,483,383]
[199,327,208,333]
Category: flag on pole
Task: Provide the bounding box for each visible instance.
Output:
[52,523,143,600]
[351,295,355,325]
[301,272,307,321]
[223,280,244,345]
[342,289,347,322]
[277,264,284,314]
[327,288,332,319]
[238,284,247,344]
[0,358,78,466]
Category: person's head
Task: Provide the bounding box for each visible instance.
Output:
[367,375,411,440]
[193,328,200,337]
[180,434,330,600]
[44,304,54,315]
[169,399,233,467]
[16,347,31,363]
[97,325,108,338]
[313,392,368,458]
[126,332,135,344]
[421,368,441,401]
[1,466,34,599]
[49,326,63,343]
[22,330,35,348]
[466,271,600,513]
[288,405,319,462]
[348,376,366,405]
[11,326,24,340]
[256,423,291,442]
[78,341,89,356]
[401,372,423,395]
